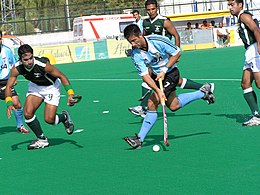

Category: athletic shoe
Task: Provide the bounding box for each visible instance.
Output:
[62,110,74,135]
[128,106,147,118]
[17,125,30,134]
[28,138,49,150]
[200,83,215,104]
[242,116,260,126]
[123,134,142,149]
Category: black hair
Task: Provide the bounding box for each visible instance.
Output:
[228,0,244,7]
[132,10,139,14]
[124,24,141,40]
[145,0,158,8]
[18,44,33,59]
[0,31,2,37]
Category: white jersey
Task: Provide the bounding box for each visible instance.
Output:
[0,44,16,80]
[131,34,180,76]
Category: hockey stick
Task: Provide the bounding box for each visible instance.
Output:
[158,78,170,146]
[72,95,82,103]
[138,89,151,101]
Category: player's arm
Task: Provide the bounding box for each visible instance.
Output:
[5,67,19,118]
[164,19,180,47]
[240,13,260,54]
[156,51,181,81]
[142,74,166,102]
[44,62,76,106]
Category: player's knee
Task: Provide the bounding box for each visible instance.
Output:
[241,82,250,90]
[168,103,181,112]
[44,116,55,124]
[23,111,34,120]
[147,99,158,110]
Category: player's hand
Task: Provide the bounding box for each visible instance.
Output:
[157,89,167,103]
[67,95,76,106]
[155,71,165,81]
[6,105,15,119]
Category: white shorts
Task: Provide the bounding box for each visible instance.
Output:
[243,43,260,73]
[26,79,61,106]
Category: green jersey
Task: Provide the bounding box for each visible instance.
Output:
[143,14,172,40]
[238,10,259,49]
[15,56,57,86]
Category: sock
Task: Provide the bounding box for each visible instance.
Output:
[138,110,157,142]
[243,88,260,117]
[14,108,23,128]
[25,115,45,139]
[177,90,204,108]
[181,78,203,90]
[140,82,152,110]
[54,113,67,125]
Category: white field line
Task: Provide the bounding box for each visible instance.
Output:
[17,78,241,82]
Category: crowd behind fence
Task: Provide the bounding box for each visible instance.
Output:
[0,1,259,36]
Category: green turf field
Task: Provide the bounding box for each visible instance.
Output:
[0,46,259,194]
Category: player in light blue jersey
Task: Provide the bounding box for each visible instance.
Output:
[132,10,143,34]
[123,24,215,149]
[0,31,29,134]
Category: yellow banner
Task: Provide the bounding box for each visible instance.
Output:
[34,45,73,64]
[107,39,131,58]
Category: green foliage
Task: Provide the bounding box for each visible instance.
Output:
[14,17,35,34]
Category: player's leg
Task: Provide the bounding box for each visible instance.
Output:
[124,93,159,149]
[178,77,203,90]
[178,77,215,103]
[242,65,260,126]
[43,79,74,134]
[24,95,49,150]
[11,91,30,134]
[164,68,214,111]
[128,82,151,118]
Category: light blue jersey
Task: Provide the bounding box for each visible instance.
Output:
[131,34,180,76]
[133,18,143,33]
[0,44,16,80]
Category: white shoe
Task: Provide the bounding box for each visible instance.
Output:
[28,138,49,150]
[200,83,215,104]
[128,106,147,118]
[242,116,260,126]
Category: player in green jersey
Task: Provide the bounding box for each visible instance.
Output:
[5,44,78,150]
[228,0,260,126]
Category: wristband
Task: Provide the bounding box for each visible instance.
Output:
[64,84,75,95]
[161,66,168,74]
[67,89,74,95]
[5,96,13,107]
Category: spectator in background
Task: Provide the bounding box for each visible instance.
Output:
[194,23,200,29]
[184,22,193,44]
[132,10,143,33]
[210,20,217,28]
[185,22,193,30]
[216,22,230,46]
[201,20,211,29]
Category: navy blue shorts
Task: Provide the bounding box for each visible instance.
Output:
[151,67,180,98]
[0,79,18,100]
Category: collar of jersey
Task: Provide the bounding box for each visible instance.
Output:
[23,59,35,72]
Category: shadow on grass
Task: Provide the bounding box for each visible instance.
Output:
[0,126,18,135]
[215,113,250,124]
[124,131,210,151]
[11,138,83,151]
